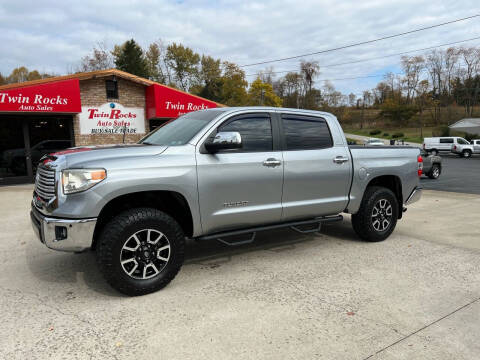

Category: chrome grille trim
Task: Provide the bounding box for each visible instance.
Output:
[35,166,56,201]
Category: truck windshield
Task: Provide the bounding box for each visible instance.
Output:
[140,109,227,146]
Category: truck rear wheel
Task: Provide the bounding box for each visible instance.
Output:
[428,164,441,179]
[351,186,399,242]
[96,208,185,296]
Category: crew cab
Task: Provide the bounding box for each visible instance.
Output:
[30,107,422,296]
[451,139,479,158]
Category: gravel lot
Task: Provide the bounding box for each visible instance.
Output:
[0,185,479,359]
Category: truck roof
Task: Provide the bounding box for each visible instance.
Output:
[204,106,335,118]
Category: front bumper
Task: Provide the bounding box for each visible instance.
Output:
[30,204,96,252]
[405,186,422,205]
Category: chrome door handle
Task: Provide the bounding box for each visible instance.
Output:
[333,156,349,164]
[263,158,281,167]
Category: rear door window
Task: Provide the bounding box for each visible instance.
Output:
[281,114,333,150]
[439,138,453,144]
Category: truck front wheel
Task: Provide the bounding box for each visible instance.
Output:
[351,186,399,242]
[462,150,472,158]
[96,208,185,296]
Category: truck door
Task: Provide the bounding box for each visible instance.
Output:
[279,113,351,220]
[196,112,283,234]
[474,140,480,153]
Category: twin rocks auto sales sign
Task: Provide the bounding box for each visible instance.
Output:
[0,79,81,113]
[79,102,145,135]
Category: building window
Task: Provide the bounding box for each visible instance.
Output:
[105,80,118,99]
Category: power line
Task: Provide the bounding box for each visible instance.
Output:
[317,74,399,82]
[240,14,480,67]
[245,36,480,77]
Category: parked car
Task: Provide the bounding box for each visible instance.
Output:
[451,139,480,158]
[2,139,71,175]
[420,150,442,179]
[422,137,470,156]
[30,107,422,296]
[364,138,385,146]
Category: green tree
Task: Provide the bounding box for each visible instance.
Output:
[7,66,29,83]
[113,39,149,78]
[191,55,223,101]
[27,70,42,81]
[219,62,248,106]
[165,43,200,91]
[380,98,418,125]
[247,78,282,107]
[145,42,164,83]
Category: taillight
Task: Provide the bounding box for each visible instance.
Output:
[417,155,423,176]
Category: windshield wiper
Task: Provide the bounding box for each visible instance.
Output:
[142,141,155,145]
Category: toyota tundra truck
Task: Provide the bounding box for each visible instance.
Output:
[30,107,423,295]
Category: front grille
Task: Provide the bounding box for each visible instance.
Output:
[35,166,56,201]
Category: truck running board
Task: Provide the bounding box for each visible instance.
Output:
[196,215,343,246]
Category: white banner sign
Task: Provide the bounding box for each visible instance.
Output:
[79,102,145,135]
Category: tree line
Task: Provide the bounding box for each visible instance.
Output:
[365,46,480,125]
[1,40,479,125]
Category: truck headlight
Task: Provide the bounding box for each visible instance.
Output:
[62,169,106,194]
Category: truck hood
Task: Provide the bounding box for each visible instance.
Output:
[42,143,168,169]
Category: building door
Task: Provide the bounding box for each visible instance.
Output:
[0,115,73,186]
[27,117,72,174]
[0,118,30,185]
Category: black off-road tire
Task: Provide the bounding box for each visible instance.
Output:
[351,186,399,242]
[428,164,441,179]
[96,208,185,296]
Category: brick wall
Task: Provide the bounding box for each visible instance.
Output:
[74,77,149,146]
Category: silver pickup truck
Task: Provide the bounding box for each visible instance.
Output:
[30,107,422,295]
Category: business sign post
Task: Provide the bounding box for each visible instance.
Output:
[79,102,145,135]
[0,79,81,113]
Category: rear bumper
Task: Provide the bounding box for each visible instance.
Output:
[30,204,96,252]
[405,187,422,205]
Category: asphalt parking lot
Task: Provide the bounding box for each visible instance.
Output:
[421,154,480,194]
[0,185,479,359]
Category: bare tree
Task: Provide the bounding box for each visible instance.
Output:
[456,47,480,116]
[78,42,113,72]
[258,66,275,85]
[401,55,425,104]
[348,93,356,107]
[300,60,320,92]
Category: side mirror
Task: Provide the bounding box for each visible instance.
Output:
[204,131,242,153]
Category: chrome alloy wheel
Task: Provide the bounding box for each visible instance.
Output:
[120,229,171,279]
[371,199,393,232]
[432,166,440,178]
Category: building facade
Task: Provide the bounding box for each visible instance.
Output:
[0,69,219,185]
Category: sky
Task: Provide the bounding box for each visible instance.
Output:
[0,0,479,95]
